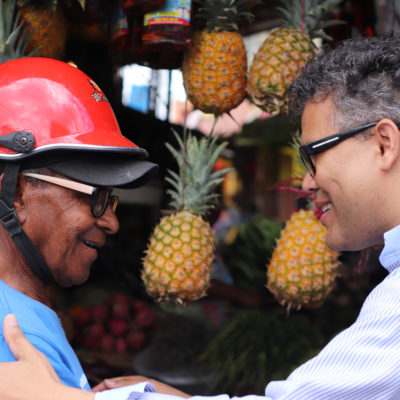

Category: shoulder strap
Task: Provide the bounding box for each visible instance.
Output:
[0,163,54,284]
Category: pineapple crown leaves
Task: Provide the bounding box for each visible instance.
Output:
[277,0,346,40]
[194,0,257,32]
[0,0,39,62]
[165,130,232,216]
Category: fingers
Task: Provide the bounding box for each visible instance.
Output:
[3,314,30,360]
[92,377,130,392]
[92,380,110,392]
[92,376,147,392]
[2,314,61,382]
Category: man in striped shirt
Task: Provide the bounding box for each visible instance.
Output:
[2,34,400,400]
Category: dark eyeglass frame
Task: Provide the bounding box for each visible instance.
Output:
[299,121,379,177]
[22,172,119,218]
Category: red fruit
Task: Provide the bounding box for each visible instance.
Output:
[100,334,115,353]
[111,301,131,320]
[87,322,105,339]
[91,304,110,323]
[126,330,147,350]
[108,318,129,337]
[75,308,92,327]
[108,292,130,306]
[115,337,128,353]
[85,334,100,351]
[132,300,147,312]
[134,308,156,328]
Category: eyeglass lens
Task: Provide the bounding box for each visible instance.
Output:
[91,189,119,217]
[299,149,315,177]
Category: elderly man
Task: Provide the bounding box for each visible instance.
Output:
[3,34,400,399]
[0,57,158,390]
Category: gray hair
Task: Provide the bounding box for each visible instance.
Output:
[288,35,400,130]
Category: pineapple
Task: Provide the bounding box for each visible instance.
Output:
[0,0,37,62]
[267,209,339,311]
[17,0,85,60]
[182,0,252,115]
[142,131,230,305]
[247,0,343,115]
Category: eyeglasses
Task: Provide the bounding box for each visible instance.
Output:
[22,172,119,218]
[299,121,378,177]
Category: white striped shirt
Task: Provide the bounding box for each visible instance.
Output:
[263,223,400,399]
[102,225,400,400]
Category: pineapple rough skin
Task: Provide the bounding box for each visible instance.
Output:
[142,211,215,305]
[267,209,339,311]
[247,27,315,116]
[183,30,247,115]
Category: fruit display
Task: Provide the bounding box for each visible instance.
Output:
[267,209,340,311]
[247,0,343,115]
[142,130,231,305]
[70,292,157,354]
[182,0,252,115]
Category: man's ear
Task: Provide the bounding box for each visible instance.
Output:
[12,174,28,225]
[375,119,400,171]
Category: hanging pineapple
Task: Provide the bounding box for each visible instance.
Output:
[142,131,230,305]
[267,209,339,311]
[247,0,343,115]
[0,0,37,62]
[182,0,252,115]
[17,0,85,60]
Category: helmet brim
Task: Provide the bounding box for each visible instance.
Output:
[44,153,159,189]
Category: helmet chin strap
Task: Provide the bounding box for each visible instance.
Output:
[0,163,54,284]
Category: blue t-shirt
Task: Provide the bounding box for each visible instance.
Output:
[0,279,90,390]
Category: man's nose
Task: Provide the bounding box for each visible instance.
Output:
[96,206,120,235]
[302,171,318,193]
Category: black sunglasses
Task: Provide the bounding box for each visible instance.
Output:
[299,121,378,177]
[22,172,119,218]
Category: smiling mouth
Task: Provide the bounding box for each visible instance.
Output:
[322,204,332,213]
[83,240,100,250]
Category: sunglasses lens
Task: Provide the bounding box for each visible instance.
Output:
[91,190,118,217]
[91,190,109,217]
[110,195,119,213]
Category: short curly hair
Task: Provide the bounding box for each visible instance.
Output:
[288,35,400,129]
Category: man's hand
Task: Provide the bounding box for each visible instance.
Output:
[92,376,191,398]
[3,314,60,380]
[0,314,94,400]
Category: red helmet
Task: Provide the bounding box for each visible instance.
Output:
[0,58,158,284]
[0,57,144,157]
[0,57,158,188]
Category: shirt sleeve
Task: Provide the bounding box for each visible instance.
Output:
[22,332,87,390]
[264,268,400,399]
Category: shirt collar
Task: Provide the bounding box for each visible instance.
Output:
[379,224,400,273]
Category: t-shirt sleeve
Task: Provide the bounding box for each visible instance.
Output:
[0,331,86,389]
